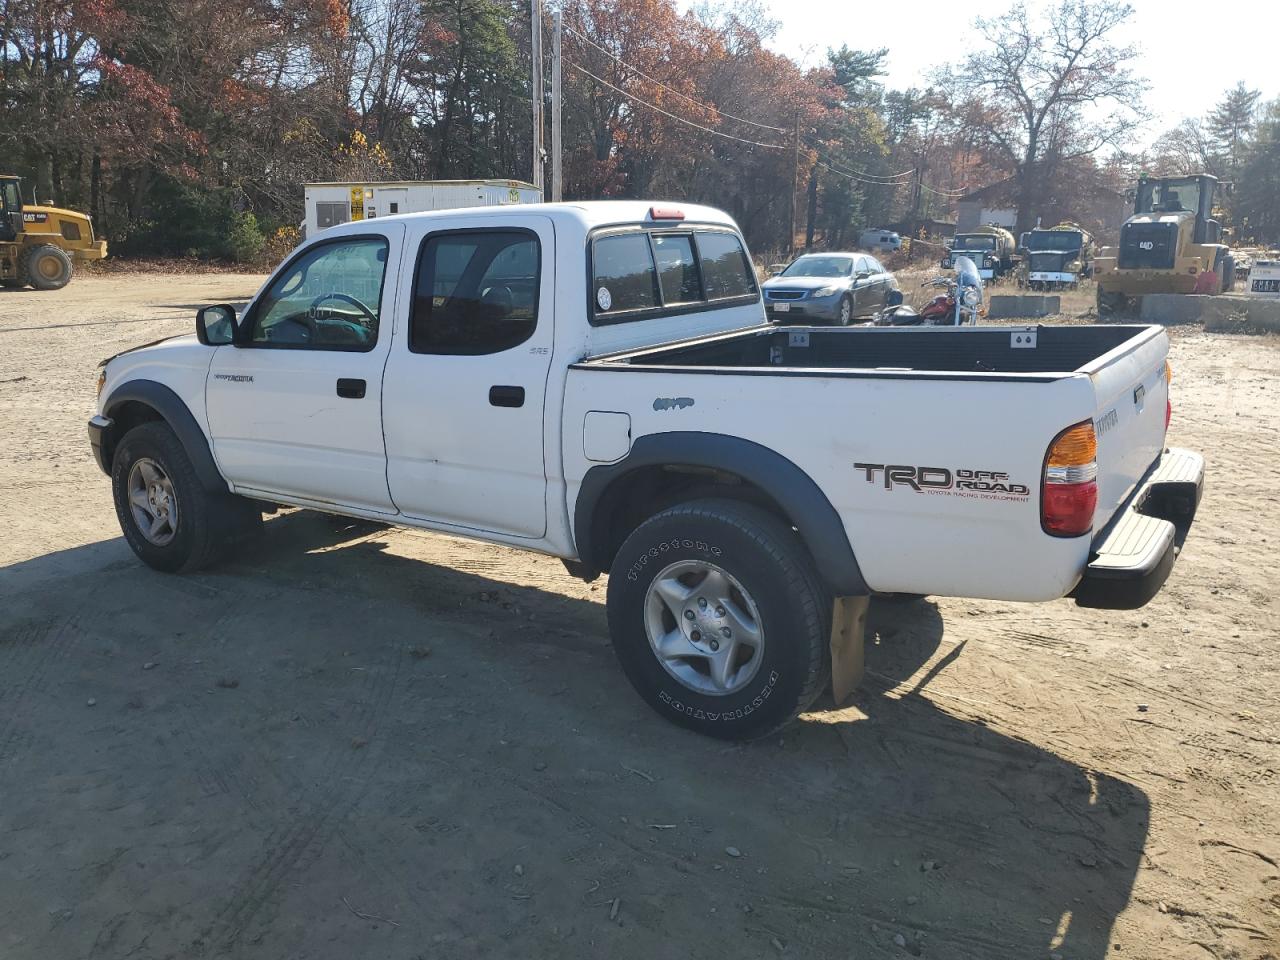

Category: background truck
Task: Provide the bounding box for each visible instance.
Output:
[1021,223,1094,290]
[944,224,1017,280]
[0,174,106,289]
[88,201,1204,740]
[1094,173,1234,316]
[302,179,541,238]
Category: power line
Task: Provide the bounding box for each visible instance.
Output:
[816,160,910,188]
[564,25,789,134]
[805,142,915,183]
[919,182,969,197]
[565,60,786,151]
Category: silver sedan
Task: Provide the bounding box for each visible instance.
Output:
[761,252,898,324]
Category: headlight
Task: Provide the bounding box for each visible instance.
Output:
[96,369,106,398]
[961,287,980,307]
[813,284,841,298]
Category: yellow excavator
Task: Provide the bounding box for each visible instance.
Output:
[0,174,107,290]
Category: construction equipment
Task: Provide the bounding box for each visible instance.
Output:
[1020,222,1094,290]
[1094,173,1232,316]
[0,175,107,290]
[943,224,1017,281]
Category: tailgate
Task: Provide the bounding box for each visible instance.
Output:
[1084,329,1170,529]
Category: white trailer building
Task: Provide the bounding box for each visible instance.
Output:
[302,180,541,238]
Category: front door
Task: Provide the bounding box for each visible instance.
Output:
[381,216,555,538]
[205,226,404,513]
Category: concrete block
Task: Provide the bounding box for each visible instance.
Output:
[1206,298,1280,334]
[1138,294,1224,325]
[987,295,1061,319]
[1138,293,1280,333]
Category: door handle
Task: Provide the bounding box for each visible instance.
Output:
[336,378,366,399]
[489,385,525,408]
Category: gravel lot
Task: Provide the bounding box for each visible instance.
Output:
[1,274,1277,959]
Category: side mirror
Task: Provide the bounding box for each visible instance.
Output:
[856,271,871,280]
[196,304,238,346]
[885,289,904,307]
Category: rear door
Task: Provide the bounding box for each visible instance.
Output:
[206,226,403,512]
[381,215,555,538]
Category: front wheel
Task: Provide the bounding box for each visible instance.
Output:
[606,499,830,740]
[837,295,853,325]
[20,244,73,290]
[112,422,259,573]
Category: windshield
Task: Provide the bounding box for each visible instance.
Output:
[781,255,853,278]
[1027,230,1083,252]
[953,255,983,299]
[953,235,996,251]
[1136,178,1203,215]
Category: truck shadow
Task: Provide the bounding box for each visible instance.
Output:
[0,510,1147,960]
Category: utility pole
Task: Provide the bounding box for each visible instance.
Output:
[551,9,563,201]
[788,113,800,258]
[531,0,545,193]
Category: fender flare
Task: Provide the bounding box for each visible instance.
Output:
[574,432,868,595]
[101,379,228,493]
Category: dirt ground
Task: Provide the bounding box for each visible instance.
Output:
[1,275,1277,960]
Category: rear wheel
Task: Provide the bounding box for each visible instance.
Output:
[112,422,260,573]
[1097,287,1128,319]
[606,499,829,740]
[20,244,73,290]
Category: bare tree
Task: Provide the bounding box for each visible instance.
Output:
[947,0,1146,234]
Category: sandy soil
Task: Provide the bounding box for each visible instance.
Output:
[1,275,1277,960]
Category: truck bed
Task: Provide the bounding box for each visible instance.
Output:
[582,323,1156,378]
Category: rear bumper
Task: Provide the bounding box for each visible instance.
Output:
[1072,447,1204,609]
[1029,271,1076,283]
[75,240,108,262]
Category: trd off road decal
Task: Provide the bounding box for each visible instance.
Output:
[854,463,1030,502]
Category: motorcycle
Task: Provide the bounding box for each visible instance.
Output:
[874,255,984,326]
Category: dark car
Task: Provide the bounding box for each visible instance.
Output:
[761,252,898,324]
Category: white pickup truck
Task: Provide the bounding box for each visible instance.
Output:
[89,201,1204,739]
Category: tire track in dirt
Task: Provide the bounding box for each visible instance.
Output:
[189,638,405,953]
[0,615,83,768]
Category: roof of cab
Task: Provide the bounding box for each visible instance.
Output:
[327,200,739,234]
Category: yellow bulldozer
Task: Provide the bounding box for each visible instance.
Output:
[1093,173,1233,317]
[0,174,107,290]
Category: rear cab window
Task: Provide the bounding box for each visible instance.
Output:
[590,226,758,325]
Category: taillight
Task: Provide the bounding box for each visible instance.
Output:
[1164,360,1172,430]
[1042,421,1097,537]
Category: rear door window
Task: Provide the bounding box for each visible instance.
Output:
[695,231,757,300]
[411,230,540,354]
[592,233,659,315]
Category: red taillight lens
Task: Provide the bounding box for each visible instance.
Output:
[1042,421,1098,537]
[1042,482,1098,536]
[1164,360,1172,430]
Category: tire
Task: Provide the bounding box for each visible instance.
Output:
[1220,256,1235,293]
[20,244,73,290]
[606,498,830,740]
[837,295,853,325]
[111,422,260,573]
[1,278,23,289]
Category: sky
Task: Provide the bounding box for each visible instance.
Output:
[696,0,1280,142]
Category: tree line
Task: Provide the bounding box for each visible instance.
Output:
[1,0,1276,263]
